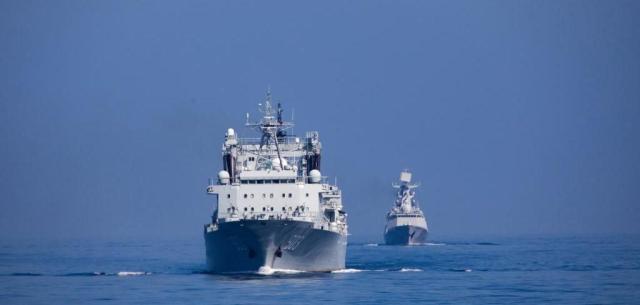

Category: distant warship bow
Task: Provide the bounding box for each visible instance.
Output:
[384,170,428,245]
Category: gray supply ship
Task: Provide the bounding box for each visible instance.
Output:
[204,92,348,273]
[384,170,428,245]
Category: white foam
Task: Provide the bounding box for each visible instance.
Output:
[331,268,363,273]
[364,243,378,247]
[117,271,151,276]
[256,266,304,275]
[464,269,472,272]
[425,242,446,246]
[399,268,423,272]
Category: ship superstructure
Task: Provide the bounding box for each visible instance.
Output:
[384,170,428,245]
[204,91,348,273]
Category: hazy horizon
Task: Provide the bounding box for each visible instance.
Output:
[1,0,639,242]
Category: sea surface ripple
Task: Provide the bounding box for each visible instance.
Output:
[1,235,638,304]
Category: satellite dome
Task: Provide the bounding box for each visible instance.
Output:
[226,128,235,137]
[309,169,321,183]
[218,170,230,184]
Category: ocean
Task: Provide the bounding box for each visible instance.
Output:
[1,235,638,304]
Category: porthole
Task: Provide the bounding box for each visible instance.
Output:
[288,193,292,198]
[270,193,274,198]
[251,207,254,212]
[250,194,254,198]
[270,207,274,211]
[244,207,247,211]
[282,193,286,198]
[282,207,286,211]
[262,194,266,198]
[305,193,309,197]
[244,194,247,199]
[227,194,231,199]
[262,207,266,212]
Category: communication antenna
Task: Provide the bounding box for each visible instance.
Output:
[277,103,283,124]
[291,108,295,138]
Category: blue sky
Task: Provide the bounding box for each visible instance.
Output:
[1,0,639,241]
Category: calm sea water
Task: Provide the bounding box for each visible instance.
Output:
[1,235,639,304]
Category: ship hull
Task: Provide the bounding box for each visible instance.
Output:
[384,225,428,245]
[204,219,347,273]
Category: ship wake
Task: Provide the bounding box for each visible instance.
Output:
[256,266,305,275]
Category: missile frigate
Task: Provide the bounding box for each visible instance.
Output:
[384,170,428,245]
[204,92,348,273]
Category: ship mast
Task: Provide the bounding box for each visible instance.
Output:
[245,89,293,170]
[392,170,420,210]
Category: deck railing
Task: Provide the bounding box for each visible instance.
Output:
[237,136,302,146]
